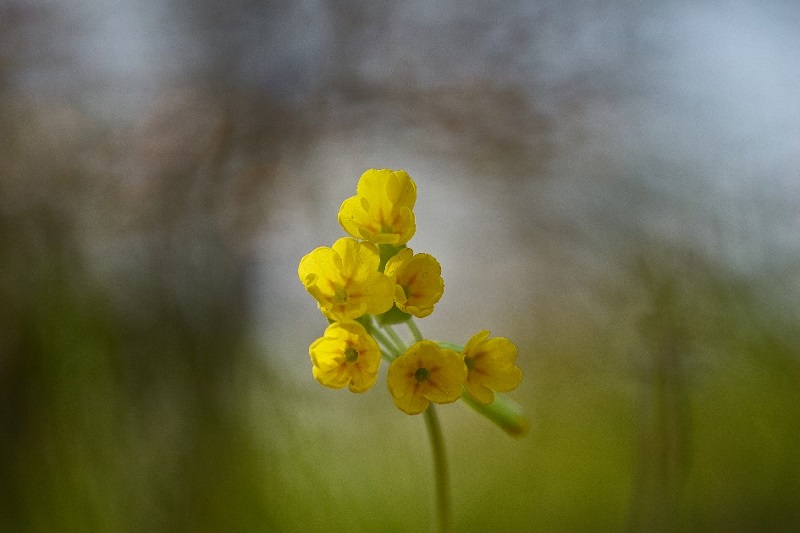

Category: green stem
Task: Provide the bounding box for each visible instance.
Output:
[379,319,455,531]
[407,318,425,343]
[377,333,401,360]
[424,405,450,533]
[363,317,402,360]
[384,324,407,355]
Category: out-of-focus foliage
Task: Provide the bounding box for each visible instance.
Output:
[2,1,799,531]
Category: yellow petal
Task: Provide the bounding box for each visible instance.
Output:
[392,392,430,415]
[337,196,369,240]
[384,247,414,277]
[309,322,381,393]
[312,363,350,389]
[422,349,467,404]
[481,364,523,392]
[464,379,495,404]
[463,331,522,404]
[331,237,380,279]
[299,238,394,321]
[387,250,444,318]
[388,341,466,414]
[361,272,395,315]
[338,169,417,245]
[298,247,342,291]
[356,169,416,210]
[464,330,491,353]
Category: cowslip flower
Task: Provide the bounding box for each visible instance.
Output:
[309,321,382,393]
[462,330,523,404]
[338,168,417,245]
[384,249,444,318]
[387,340,467,415]
[298,237,394,321]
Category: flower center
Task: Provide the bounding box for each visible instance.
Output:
[414,367,430,383]
[344,347,359,363]
[333,287,348,304]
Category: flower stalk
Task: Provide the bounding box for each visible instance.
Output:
[298,168,527,531]
[424,404,450,533]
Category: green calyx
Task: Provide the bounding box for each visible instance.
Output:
[461,391,529,438]
[377,304,412,325]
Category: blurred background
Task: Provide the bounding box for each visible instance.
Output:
[2,0,799,531]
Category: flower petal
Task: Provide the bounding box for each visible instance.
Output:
[309,322,381,393]
[357,169,416,210]
[338,169,417,245]
[463,331,522,404]
[422,349,467,404]
[385,249,444,318]
[388,341,466,414]
[298,238,394,321]
[463,380,495,404]
[298,247,341,292]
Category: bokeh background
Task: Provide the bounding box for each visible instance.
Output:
[2,1,799,531]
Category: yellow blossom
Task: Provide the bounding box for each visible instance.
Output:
[387,340,467,414]
[309,321,382,393]
[338,168,417,245]
[298,237,394,321]
[462,330,522,404]
[384,248,444,318]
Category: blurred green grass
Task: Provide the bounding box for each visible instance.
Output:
[2,6,799,525]
[2,201,798,532]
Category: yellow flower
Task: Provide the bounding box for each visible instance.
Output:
[298,237,394,321]
[384,248,444,318]
[338,168,417,245]
[309,321,382,393]
[462,330,522,404]
[387,341,467,414]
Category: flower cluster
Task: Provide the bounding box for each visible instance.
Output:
[299,169,522,419]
